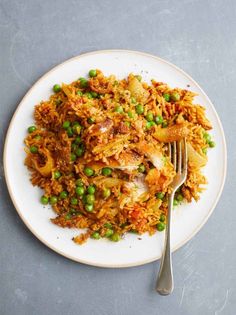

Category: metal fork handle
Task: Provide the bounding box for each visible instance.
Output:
[156,192,174,295]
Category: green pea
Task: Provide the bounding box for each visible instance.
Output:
[79,77,88,88]
[72,122,81,134]
[105,229,114,237]
[70,153,77,161]
[70,197,78,205]
[77,90,83,96]
[89,69,97,77]
[124,121,131,127]
[34,135,41,140]
[173,199,179,206]
[87,185,96,195]
[170,92,180,102]
[103,188,111,199]
[110,233,120,242]
[75,186,85,196]
[163,93,170,102]
[131,97,136,104]
[146,112,154,122]
[75,178,84,187]
[84,167,94,177]
[28,126,36,133]
[71,143,78,151]
[65,213,71,220]
[102,167,112,176]
[91,231,100,239]
[87,117,95,124]
[67,127,73,137]
[136,75,142,81]
[156,192,165,200]
[86,194,95,205]
[160,214,165,222]
[157,222,166,231]
[85,92,93,99]
[53,170,61,179]
[155,115,164,125]
[209,140,215,148]
[176,193,183,202]
[138,164,145,173]
[75,147,84,157]
[114,105,123,113]
[49,196,58,205]
[202,148,207,155]
[69,208,77,215]
[62,121,70,129]
[135,104,144,115]
[104,222,113,229]
[53,84,61,93]
[59,191,68,199]
[162,121,168,128]
[30,146,38,154]
[90,91,98,98]
[203,132,211,143]
[126,112,133,120]
[146,121,156,129]
[74,136,82,144]
[85,204,93,212]
[40,195,48,205]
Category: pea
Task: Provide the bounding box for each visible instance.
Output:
[146,121,155,129]
[173,199,179,206]
[59,191,68,199]
[87,117,95,124]
[79,77,88,88]
[209,141,215,148]
[40,195,48,205]
[138,164,145,173]
[70,153,77,161]
[202,148,207,155]
[85,204,93,212]
[102,167,112,176]
[104,222,113,229]
[170,92,180,102]
[53,170,61,179]
[136,75,142,81]
[87,185,96,195]
[30,146,38,154]
[90,91,98,98]
[75,178,84,187]
[70,197,78,205]
[28,126,36,133]
[34,135,41,140]
[71,143,78,151]
[77,90,83,96]
[135,104,144,115]
[53,84,61,93]
[49,196,58,205]
[156,192,165,200]
[157,222,166,231]
[176,193,183,202]
[89,69,97,77]
[74,136,82,144]
[127,110,134,118]
[72,122,81,134]
[69,208,77,215]
[86,194,95,205]
[110,233,120,242]
[124,121,131,127]
[103,188,111,199]
[163,93,170,102]
[65,213,71,220]
[146,112,154,122]
[114,105,123,113]
[91,231,100,239]
[155,115,164,125]
[62,121,70,129]
[203,132,211,143]
[75,186,85,196]
[131,97,136,104]
[162,121,168,128]
[84,167,94,177]
[160,214,165,222]
[105,229,114,237]
[85,92,93,99]
[75,147,84,157]
[67,127,73,137]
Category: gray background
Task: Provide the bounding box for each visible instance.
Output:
[0,0,235,314]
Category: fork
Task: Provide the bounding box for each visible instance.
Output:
[156,138,188,295]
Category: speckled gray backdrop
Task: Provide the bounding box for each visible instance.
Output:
[0,0,235,314]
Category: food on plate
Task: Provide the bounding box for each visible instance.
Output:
[24,70,215,244]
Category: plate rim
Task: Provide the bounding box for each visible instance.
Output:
[3,49,227,268]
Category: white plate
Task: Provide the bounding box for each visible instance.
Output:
[4,50,227,268]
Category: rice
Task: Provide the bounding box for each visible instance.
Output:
[24,70,214,244]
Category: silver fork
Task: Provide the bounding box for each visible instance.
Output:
[156,138,188,295]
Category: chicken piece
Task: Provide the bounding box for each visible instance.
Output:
[153,123,189,143]
[124,175,148,203]
[127,75,149,103]
[135,141,164,170]
[88,118,113,136]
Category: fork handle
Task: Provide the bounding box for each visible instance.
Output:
[156,193,174,295]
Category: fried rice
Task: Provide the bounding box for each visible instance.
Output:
[24,70,215,244]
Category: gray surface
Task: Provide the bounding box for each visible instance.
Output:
[0,0,235,314]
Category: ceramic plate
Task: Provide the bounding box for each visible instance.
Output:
[4,50,227,267]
